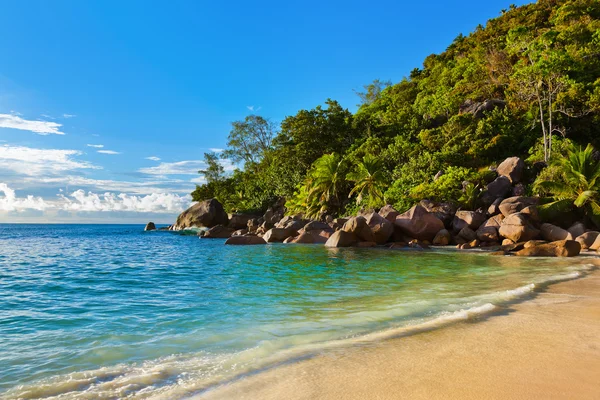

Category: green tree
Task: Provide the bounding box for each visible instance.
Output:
[199,152,225,183]
[347,154,388,207]
[223,115,276,165]
[534,143,600,227]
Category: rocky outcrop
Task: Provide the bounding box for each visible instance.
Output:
[264,227,298,243]
[228,214,257,230]
[324,230,358,247]
[499,196,539,217]
[540,223,573,242]
[224,235,267,245]
[420,200,457,228]
[496,157,524,183]
[477,226,499,242]
[342,217,375,242]
[174,199,229,230]
[144,222,156,231]
[453,211,486,232]
[568,222,586,239]
[459,99,506,119]
[202,225,235,239]
[432,229,451,246]
[485,176,512,199]
[365,212,393,244]
[394,205,445,242]
[378,205,399,223]
[515,240,581,257]
[498,213,540,243]
[575,231,600,250]
[458,226,477,242]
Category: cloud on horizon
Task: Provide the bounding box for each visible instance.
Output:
[0,144,100,176]
[0,113,65,135]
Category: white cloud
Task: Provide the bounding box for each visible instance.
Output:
[0,183,52,211]
[0,183,191,214]
[63,114,76,118]
[246,105,261,112]
[97,150,120,155]
[0,145,99,176]
[209,148,224,153]
[27,175,191,195]
[87,144,104,148]
[139,160,206,176]
[0,114,64,135]
[145,156,161,161]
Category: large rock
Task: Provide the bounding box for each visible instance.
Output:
[458,226,477,242]
[496,157,524,183]
[342,217,375,242]
[394,205,445,241]
[264,227,298,243]
[225,235,267,245]
[228,213,256,230]
[567,222,586,239]
[499,197,539,217]
[174,199,228,230]
[460,99,506,119]
[378,204,400,223]
[515,240,581,257]
[487,197,503,216]
[477,226,499,242]
[324,230,358,247]
[144,222,156,231]
[540,223,573,242]
[291,232,316,244]
[498,213,540,243]
[202,224,234,239]
[575,231,600,250]
[432,229,451,246]
[420,200,458,228]
[307,229,333,243]
[302,221,331,232]
[365,212,393,244]
[485,176,512,199]
[452,211,486,232]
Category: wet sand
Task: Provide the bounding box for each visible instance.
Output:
[198,268,600,400]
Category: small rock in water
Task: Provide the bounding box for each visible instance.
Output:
[144,222,156,231]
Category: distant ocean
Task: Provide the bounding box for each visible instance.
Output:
[0,224,592,399]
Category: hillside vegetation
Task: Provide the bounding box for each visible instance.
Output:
[192,0,600,218]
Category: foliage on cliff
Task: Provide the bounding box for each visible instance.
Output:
[192,0,600,216]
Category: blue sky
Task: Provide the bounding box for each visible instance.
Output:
[0,0,531,223]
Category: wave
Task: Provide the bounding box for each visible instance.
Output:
[3,265,594,400]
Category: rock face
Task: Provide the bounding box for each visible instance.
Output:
[486,176,512,199]
[342,217,375,242]
[365,212,393,244]
[302,221,331,232]
[498,213,540,243]
[453,211,486,232]
[458,226,477,242]
[228,214,256,230]
[575,231,600,250]
[496,157,524,183]
[477,226,499,242]
[394,205,445,242]
[324,230,358,247]
[460,99,506,119]
[264,227,297,243]
[540,223,573,242]
[225,235,267,245]
[567,222,586,239]
[378,205,399,223]
[291,232,316,244]
[174,199,228,230]
[487,198,503,216]
[144,222,156,231]
[499,197,539,217]
[202,225,234,239]
[433,229,451,245]
[420,200,457,228]
[515,240,581,257]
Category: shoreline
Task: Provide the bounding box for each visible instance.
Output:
[196,262,600,400]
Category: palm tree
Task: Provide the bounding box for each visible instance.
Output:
[308,153,347,205]
[347,154,388,207]
[534,143,600,227]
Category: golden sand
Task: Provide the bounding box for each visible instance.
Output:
[198,269,600,400]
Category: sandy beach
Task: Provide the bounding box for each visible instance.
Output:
[199,264,600,400]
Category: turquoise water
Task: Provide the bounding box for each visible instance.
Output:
[0,224,592,399]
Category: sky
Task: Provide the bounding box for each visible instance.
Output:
[0,0,532,223]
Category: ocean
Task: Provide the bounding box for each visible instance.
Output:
[0,224,592,399]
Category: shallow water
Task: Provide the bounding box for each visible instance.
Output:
[0,224,592,399]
